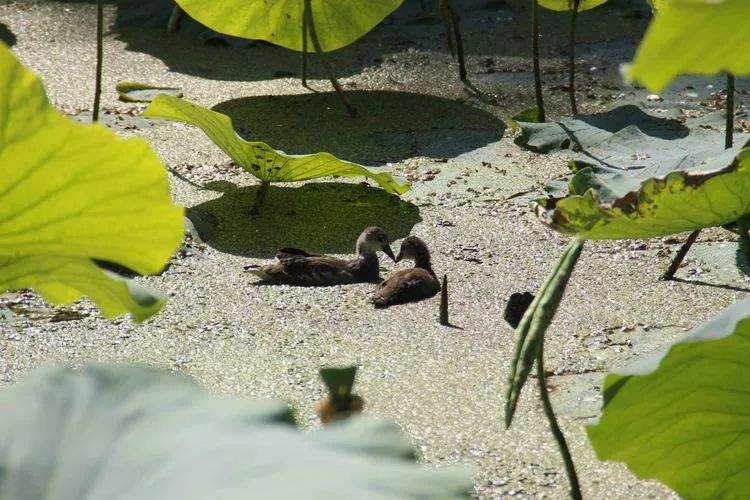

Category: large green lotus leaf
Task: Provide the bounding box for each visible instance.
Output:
[534,146,750,239]
[538,0,607,12]
[0,363,472,499]
[174,0,403,52]
[587,299,750,498]
[0,256,164,323]
[0,42,184,320]
[626,0,750,92]
[143,95,409,195]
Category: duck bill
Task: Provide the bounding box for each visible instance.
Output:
[393,250,403,263]
[383,245,397,262]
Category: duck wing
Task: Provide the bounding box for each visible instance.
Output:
[277,254,357,286]
[372,268,441,308]
[276,247,319,260]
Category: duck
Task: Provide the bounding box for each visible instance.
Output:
[244,227,396,286]
[371,235,441,308]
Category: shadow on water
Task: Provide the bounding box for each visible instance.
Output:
[213,91,504,164]
[0,23,16,47]
[186,181,421,259]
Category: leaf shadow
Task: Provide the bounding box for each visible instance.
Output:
[212,90,504,164]
[186,181,422,259]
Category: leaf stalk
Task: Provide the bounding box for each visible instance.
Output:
[93,0,104,122]
[537,341,583,500]
[568,0,580,116]
[726,73,735,149]
[531,0,546,122]
[304,0,357,117]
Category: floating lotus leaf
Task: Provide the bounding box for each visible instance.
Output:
[174,0,404,52]
[143,95,409,195]
[588,299,750,498]
[534,146,750,239]
[116,81,183,103]
[0,363,473,499]
[0,43,184,321]
[626,0,750,91]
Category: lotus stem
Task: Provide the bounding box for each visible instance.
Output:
[726,73,735,149]
[167,4,183,34]
[93,0,103,122]
[739,216,750,262]
[661,229,700,281]
[568,0,580,116]
[536,341,583,500]
[439,274,449,326]
[300,3,309,88]
[441,0,467,82]
[531,0,546,122]
[305,0,357,117]
[249,181,270,217]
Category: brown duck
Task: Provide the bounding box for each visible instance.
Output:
[244,227,395,286]
[372,235,441,307]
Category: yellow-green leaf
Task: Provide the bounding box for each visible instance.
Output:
[174,0,403,52]
[626,0,750,91]
[534,146,750,239]
[143,95,410,195]
[588,299,750,498]
[0,42,184,321]
[538,0,607,12]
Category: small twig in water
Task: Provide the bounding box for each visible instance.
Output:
[439,274,449,326]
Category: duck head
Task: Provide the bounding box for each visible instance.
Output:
[395,235,432,269]
[356,227,396,261]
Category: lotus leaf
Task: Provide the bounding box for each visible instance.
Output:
[0,363,472,499]
[143,95,409,194]
[0,42,184,321]
[588,299,750,498]
[538,0,607,11]
[174,0,404,52]
[626,0,750,91]
[116,81,183,103]
[534,146,750,239]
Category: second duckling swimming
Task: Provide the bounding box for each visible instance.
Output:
[372,236,440,308]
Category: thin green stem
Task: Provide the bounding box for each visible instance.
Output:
[726,73,735,149]
[305,0,356,117]
[93,0,103,122]
[531,0,545,122]
[167,4,183,33]
[536,343,583,500]
[300,3,309,88]
[249,181,271,217]
[568,0,580,116]
[738,216,750,262]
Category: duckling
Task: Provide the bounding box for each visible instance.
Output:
[371,235,441,308]
[244,227,395,286]
[314,366,364,424]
